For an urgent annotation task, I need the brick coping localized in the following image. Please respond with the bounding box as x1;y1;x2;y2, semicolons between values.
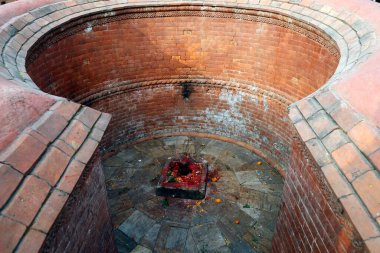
0;0;378;252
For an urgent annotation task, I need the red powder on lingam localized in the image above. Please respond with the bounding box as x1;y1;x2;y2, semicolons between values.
160;156;205;190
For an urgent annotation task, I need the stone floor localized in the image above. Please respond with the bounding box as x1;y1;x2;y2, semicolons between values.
102;136;284;253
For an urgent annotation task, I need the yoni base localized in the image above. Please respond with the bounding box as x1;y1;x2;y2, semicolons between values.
156;159;208;200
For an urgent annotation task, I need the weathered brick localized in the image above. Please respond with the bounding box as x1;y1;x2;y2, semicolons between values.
16;229;46;253
3;175;50;226
60;120;89;150
369;149;380;172
90;127;105;142
28;129;50;145
32;111;68;142
53;139;75;157
294;120;316;142
0;215;26;253
322;129;350;152
321;164;353;198
348;121;380;155
315;90;339;111
51;101;81;121
75;138;99;164
95;113;112;131
305;139;331;167
32;189;69;233
340;195;380;240
76;106;101;128
33;147;71;186
365;237;380;253
308;110;338;138
330;103;361;132
288;106;303;123
0;164;23;208
56;160;86;193
0;134;47;174
332;143;372;182
352;171;380;218
297;98;322;119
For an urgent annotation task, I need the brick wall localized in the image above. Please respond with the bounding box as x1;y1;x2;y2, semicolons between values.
272;137;364;253
27;12;338;103
92;82;293;171
26;8;339;172
40;154;116;253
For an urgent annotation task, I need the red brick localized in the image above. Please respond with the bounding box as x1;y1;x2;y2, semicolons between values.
288;106;303;123
322;129;349;152
332;143;372;182
53;139;75;157
330;103;361;132
95;113;112;131
16;229;46;253
33;147;71;186
369;149;380;172
90;127;105;142
321;164;353;198
305;139;331;167
340;194;380;240
32;189;69;233
32;111;68;142
348;121;380;155
315;90;339;111
76;106;101;128
308;110;338;138
0;215;26;253
297;98;322;119
56;160;86;193
75;138;99;164
0;134;47;174
3;175;50;226
0;164;23;208
294;120;315;141
51;101;80;121
28;129;49;145
59;120;89;150
352;171;380;218
365;237;380;253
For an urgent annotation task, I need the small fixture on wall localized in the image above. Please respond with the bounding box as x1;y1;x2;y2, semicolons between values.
181;83;192;100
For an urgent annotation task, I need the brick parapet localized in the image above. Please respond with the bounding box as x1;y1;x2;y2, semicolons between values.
0;98;111;252
289;89;380;252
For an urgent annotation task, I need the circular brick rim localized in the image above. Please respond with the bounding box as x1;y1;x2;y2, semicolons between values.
0;0;379;252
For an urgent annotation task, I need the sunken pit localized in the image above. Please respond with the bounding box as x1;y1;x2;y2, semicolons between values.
1;1;379;253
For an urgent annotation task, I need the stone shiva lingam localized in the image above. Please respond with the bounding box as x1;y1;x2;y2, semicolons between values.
156;154;208;200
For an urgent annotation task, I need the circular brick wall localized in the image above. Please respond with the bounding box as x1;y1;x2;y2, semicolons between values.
26;6;339;172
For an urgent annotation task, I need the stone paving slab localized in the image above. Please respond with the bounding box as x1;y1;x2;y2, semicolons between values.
184;231;198;253
114;229;137;253
104;137;283;253
191;223;226;251
119;210;156;243
130;245;152;253
165;227;188;252
140;223;161;249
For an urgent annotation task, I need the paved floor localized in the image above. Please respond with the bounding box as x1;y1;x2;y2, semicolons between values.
102;136;284;253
